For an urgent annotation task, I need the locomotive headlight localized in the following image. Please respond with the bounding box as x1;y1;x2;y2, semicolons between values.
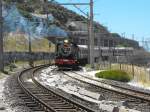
64;39;69;43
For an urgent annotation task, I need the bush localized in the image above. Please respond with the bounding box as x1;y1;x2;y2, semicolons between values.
95;70;131;82
85;64;93;71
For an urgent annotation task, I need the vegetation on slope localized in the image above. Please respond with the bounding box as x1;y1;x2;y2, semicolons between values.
95;70;131;82
4;33;55;52
3;0;108;32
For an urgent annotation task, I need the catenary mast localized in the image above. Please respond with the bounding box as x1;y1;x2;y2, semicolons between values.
88;0;94;67
0;0;4;71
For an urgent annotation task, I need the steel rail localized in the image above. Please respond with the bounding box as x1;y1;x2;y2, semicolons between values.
72;71;150;96
18;65;56;112
18;65;96;112
63;71;150;102
32;66;96;112
73;72;150;96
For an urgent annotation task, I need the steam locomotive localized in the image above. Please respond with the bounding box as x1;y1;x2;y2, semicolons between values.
55;39;79;69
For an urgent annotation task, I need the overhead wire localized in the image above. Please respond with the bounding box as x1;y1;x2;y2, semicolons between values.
67;0;89;17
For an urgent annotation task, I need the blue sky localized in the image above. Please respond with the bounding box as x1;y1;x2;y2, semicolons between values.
55;0;150;42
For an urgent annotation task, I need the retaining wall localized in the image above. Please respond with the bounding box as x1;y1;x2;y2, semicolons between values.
3;52;55;64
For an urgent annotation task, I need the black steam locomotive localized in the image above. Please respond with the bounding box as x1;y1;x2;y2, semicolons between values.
55;39;79;69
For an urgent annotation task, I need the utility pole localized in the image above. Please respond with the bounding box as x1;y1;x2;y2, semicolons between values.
28;27;33;66
43;0;49;23
48;0;95;67
26;18;33;66
0;0;4;71
89;0;94;68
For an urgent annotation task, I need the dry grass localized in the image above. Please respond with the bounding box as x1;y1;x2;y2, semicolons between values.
4;34;55;52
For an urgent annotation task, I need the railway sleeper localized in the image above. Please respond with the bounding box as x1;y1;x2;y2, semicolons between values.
19;95;30;99
45;96;62;100
44;100;69;105
30;90;49;94
55;108;82;112
53;105;75;109
13;87;23;89
45;101;66;105
23;82;36;86
19;96;36;102
29;107;44;111
34;111;45;112
34;110;45;112
49;105;76;109
36;96;60;100
38;96;61;100
43;96;59;99
34;94;52;96
15;91;25;94
26;86;40;90
13;88;23;90
44;99;66;103
54;107;76;110
51;103;73;107
24;83;39;87
26;102;38;107
48;103;73;107
56;110;78;112
44;101;73;106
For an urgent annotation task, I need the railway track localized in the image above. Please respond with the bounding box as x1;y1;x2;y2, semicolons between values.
61;71;150;111
17;65;95;112
63;71;150;102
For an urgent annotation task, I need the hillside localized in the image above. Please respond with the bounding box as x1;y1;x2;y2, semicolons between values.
2;0;140;52
3;0;109;36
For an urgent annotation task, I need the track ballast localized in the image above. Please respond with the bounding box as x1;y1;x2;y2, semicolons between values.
17;65;95;112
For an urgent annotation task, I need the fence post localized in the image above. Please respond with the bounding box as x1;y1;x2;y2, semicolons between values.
144;66;147;83
120;63;121;70
109;62;111;70
149;69;150;83
132;64;134;78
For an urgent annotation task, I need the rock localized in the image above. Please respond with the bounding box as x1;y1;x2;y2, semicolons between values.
119;106;141;112
117;101;129;107
78;88;100;100
99;103;117;112
0;107;6;110
98;95;105;101
113;107;119;112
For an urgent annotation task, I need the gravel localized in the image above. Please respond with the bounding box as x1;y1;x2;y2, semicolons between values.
35;66;143;112
1;74;32;112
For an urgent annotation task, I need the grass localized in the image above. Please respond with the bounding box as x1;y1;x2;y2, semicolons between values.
4;34;55;52
95;70;131;82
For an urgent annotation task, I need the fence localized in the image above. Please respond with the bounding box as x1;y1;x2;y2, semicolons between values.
97;62;150;85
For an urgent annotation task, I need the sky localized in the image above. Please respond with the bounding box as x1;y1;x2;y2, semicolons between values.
55;0;150;42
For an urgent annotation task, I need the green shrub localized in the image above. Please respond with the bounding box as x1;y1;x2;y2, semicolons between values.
85;64;93;71
95;70;131;82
